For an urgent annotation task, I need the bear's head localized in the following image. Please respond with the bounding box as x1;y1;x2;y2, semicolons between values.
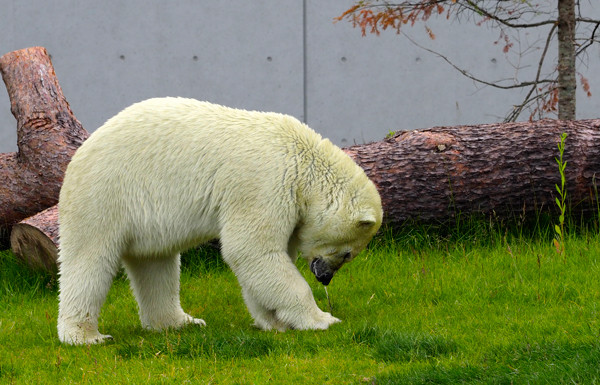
295;172;383;286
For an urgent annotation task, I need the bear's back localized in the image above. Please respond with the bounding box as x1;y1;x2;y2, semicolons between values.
83;97;310;159
66;97;316;182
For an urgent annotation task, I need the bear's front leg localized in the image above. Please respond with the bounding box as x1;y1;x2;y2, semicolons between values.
224;249;341;331
241;287;288;331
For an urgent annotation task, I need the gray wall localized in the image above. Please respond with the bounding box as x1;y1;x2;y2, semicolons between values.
1;1;599;152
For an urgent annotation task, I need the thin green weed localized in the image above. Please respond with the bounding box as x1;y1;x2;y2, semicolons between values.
553;132;568;259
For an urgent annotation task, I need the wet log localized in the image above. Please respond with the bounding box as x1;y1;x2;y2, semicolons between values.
0;47;89;247
344;119;600;226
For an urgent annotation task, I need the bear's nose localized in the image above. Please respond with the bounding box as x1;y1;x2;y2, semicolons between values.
310;258;334;286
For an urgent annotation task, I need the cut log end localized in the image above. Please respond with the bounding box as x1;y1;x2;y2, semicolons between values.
9;205;59;273
10;224;58;272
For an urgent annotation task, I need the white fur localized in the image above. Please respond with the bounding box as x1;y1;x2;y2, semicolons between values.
57;97;382;344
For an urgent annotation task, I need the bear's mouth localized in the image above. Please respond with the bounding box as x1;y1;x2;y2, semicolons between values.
310;257;335;286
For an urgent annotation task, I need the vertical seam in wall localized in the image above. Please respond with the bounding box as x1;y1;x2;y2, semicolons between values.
302;0;308;123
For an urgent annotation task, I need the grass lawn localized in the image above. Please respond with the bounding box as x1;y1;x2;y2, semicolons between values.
1;221;599;384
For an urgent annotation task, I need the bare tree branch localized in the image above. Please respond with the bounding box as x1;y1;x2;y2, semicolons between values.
404;33;553;90
461;0;556;29
576;20;600;57
508;23;558;122
576;17;600;24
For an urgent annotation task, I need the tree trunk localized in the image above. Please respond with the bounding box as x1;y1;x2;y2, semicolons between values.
343;119;600;226
557;0;576;120
0;47;89;247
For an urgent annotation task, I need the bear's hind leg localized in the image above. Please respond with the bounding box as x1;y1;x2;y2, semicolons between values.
123;254;206;330
57;247;120;345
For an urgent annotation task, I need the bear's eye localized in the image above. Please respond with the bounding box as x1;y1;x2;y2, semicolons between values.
342;252;351;261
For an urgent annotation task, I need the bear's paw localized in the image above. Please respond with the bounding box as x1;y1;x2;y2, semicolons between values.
59;330;114;345
309;311;341;330
186;316;207;327
277;308;341;331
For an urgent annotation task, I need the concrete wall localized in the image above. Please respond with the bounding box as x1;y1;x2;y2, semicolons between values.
1;1;599;152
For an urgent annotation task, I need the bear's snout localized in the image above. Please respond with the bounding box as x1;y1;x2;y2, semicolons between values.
310;258;334;286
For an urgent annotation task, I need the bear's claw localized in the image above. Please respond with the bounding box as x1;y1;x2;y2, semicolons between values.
60;332;113;345
188;317;207;327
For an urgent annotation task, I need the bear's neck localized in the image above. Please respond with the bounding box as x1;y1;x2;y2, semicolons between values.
291;138;354;219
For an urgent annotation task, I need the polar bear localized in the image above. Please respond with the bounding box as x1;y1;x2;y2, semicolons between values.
57;97;382;345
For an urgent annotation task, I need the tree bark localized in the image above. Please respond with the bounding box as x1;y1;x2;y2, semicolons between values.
344;119;600;226
0;47;89;247
557;0;576;120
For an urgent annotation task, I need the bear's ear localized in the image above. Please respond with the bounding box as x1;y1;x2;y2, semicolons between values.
357;212;377;228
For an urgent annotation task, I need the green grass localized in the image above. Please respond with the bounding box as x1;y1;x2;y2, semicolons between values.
1;221;600;384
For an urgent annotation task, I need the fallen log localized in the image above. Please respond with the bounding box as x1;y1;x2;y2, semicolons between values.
344;119;600;226
0;47;88;248
10;119;600;271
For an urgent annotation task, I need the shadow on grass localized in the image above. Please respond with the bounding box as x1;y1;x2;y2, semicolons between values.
374;339;600;384
0;249;57;296
0;361;19;383
181;241;228;274
117;328;279;360
349;325;458;363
